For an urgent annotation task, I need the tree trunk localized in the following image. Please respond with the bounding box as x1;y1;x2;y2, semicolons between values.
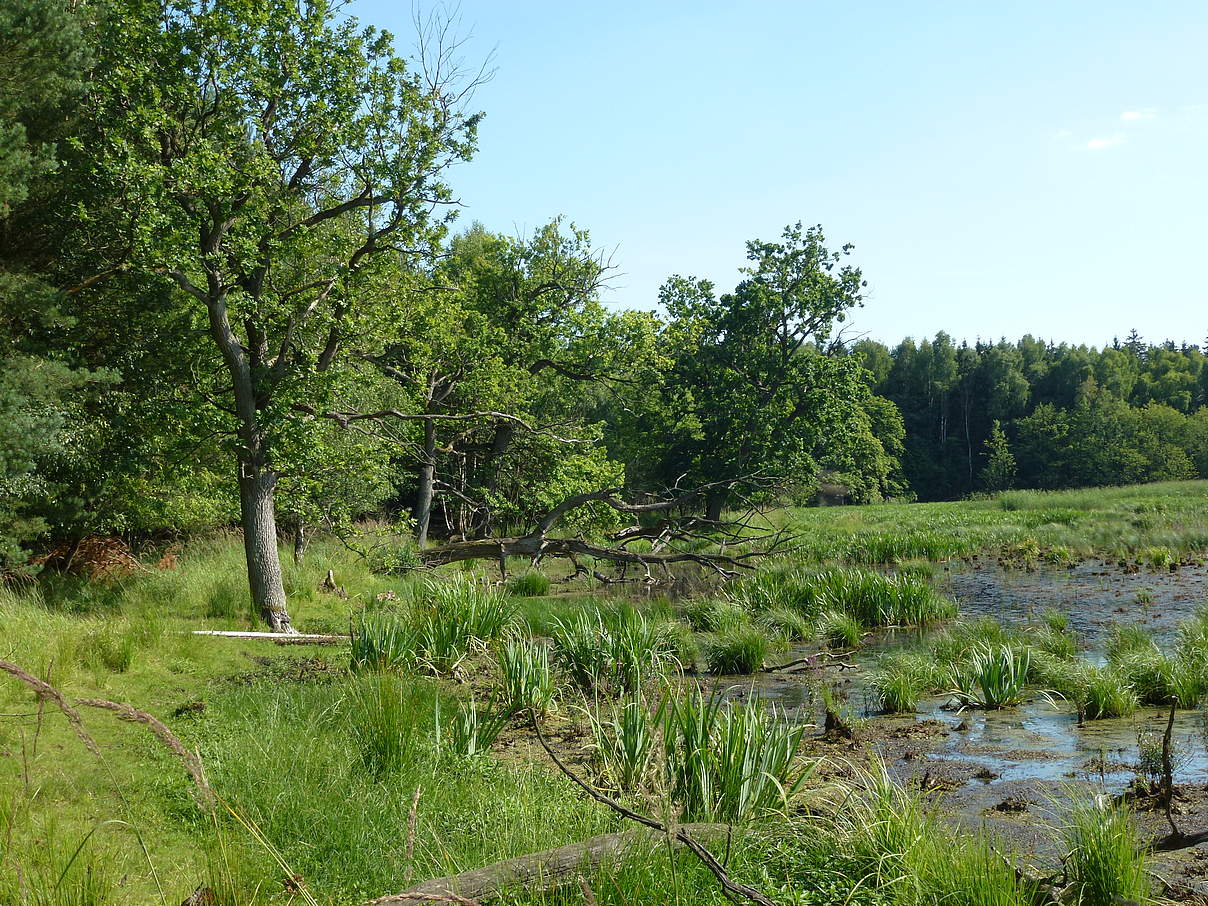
705;488;727;522
238;467;295;634
414;418;436;548
292;520;306;566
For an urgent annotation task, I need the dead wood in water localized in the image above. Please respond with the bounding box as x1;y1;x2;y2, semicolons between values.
369;823;727;905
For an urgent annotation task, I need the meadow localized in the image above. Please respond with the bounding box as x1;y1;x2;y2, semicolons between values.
4;481;1208;905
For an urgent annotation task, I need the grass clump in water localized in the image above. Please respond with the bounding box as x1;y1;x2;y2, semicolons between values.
703;624;770;675
816;609;864;650
946;643;1033;710
551;607;676;694
505;570;550;597
870;651;940;713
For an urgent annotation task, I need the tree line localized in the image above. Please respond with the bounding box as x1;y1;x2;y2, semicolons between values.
2;0;1203;629
853;331;1208;500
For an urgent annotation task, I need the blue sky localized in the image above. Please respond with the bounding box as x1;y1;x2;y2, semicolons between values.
356;0;1207;348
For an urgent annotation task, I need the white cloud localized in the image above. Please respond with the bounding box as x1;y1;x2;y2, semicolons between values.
1120;109;1157;121
1086;135;1126;150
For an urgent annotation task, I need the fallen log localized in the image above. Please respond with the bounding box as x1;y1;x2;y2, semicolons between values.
188;630;348;645
368;823;728;905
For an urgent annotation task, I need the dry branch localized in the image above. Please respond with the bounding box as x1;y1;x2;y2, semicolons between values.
189;630;348;644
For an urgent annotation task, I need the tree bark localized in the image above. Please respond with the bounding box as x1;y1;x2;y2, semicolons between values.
293;520;306;566
238;468;294;633
414;418;437;549
705;488;727;522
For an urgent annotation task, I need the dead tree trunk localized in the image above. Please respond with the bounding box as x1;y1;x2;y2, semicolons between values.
414;418;437;549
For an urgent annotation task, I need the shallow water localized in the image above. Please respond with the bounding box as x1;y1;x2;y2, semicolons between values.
724;561;1208;809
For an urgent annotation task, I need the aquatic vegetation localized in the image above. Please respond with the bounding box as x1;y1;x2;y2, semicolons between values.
413;576;516;673
816;609;864;650
703;624;771;675
1062;798;1150;906
1078;667;1140;720
755;605;814;642
1105;625;1158;661
946;643;1033;709
870;651;940;713
496;636;554;713
661;692;808;823
588;696;656;792
683;596;748;632
505;570;551;597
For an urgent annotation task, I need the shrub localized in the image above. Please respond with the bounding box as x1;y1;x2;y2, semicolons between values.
506;570;550;597
703;625;770;675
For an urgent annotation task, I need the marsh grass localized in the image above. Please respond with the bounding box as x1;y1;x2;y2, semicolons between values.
347;673;424;777
946;643;1033;710
870;651;940;713
505;570;550;597
551;607;675;694
588;696;656;792
816;609;863;650
412;576;515;673
350;610;417;671
1062;797;1150;906
661;692;808;823
496;636;555;713
702;624;770;675
448;692;514;757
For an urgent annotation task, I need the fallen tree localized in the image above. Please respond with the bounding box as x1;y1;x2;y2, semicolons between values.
417;476;790;581
369;823;727;905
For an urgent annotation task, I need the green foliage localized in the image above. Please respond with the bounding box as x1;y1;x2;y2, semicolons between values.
1062;799;1150;906
816;609;864;650
661;692;808;823
589;697;656;792
550;607;674;694
347;674;424;778
412;577;515;673
350;611;417;673
946;643;1032;709
870;651;940;713
506;570;550;597
703;625;770;675
495;636;554;713
447;693;514;758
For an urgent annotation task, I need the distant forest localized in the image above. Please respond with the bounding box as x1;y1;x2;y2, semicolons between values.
851;331;1208;501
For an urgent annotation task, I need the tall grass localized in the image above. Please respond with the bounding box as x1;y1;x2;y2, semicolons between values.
870;651;940;713
447;693;514;757
346;674;423;778
946;643;1033;710
495;637;555;713
412;576;515;673
1062;798;1150;906
661;692;808;823
588;697;656;792
505;570;550;597
550;607;674;694
702;624;770;675
350;611;417;671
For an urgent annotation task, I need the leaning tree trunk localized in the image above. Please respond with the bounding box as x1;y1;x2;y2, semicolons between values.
414;418;437;549
238;466;295;634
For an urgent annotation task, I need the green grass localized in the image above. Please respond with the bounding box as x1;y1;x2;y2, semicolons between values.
496;636;555;713
946;643;1033;710
661;691;808;823
506;570;551;597
870;651;940;713
702;624;771;675
1063;798;1151;906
